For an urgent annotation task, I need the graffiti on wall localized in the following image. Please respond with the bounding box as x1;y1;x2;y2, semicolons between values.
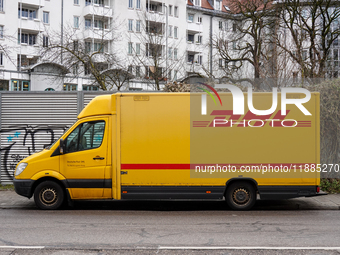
0;125;69;180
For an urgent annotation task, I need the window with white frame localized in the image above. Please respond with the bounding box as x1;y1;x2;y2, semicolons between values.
169;25;172;37
0;52;3;66
215;0;221;10
136;43;140;55
43;12;49;24
169;5;173;15
174;6;178;17
174;48;178;60
194;0;201;6
18;33;37;45
128;0;133;8
136;66;141;77
174;27;178;38
85;19;91;29
18;8;37;20
0;26;3;39
0;0;3;12
174;70;177;81
74;16;79;28
43;36;48;47
85;0;92;6
197;35;202;44
188;14;194;22
128;19;133;31
136;0;141;9
136;20;141;32
128;42;133;54
219;58;223;68
197;16;202;23
197;55;202;65
74;0;79;4
219;21;223;30
168;47;172;59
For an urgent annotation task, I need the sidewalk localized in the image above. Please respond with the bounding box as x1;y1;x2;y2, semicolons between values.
1;190;340;210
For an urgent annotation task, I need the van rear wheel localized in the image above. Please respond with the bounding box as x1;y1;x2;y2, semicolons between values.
34;181;64;210
225;182;256;210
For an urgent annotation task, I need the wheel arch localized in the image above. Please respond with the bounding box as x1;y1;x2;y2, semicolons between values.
224;178;258;196
31;177;66;197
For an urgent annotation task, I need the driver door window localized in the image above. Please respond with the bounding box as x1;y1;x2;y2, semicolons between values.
65;121;105;153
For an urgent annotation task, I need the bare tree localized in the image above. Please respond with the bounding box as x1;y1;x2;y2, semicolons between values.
40;13;132;91
127;8;185;90
276;0;340;83
212;0;277;89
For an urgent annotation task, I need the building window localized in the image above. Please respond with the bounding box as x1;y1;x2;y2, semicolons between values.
168;70;171;80
0;26;3;39
43;36;48;47
197;55;202;65
219;21;223;30
85;42;91;53
94;0;104;6
0;52;3;65
136;43;140;55
12;80;30;91
83;85;98;91
136;20;141;32
94;42;104;52
74;16;79;28
128;19;133;31
43;12;49;24
174;27;178;38
18;33;37;45
74;0;79;4
63;84;77;91
187;34;194;43
168;47;172;59
194;0;201;6
128;42;133;54
136;66;141;77
0;80;9;91
85;19;91;29
85;0;92;6
188;54;194;64
45;88;55;91
219;58;223;68
18;8;37;20
128;65;133;74
168;25;172;37
136;0;141;9
233;41;236;50
174;70;177;81
0;0;3;12
215;0;221;10
94;19;104;29
188;14;194;22
128;0;133;8
174;6;178;17
197;35;202;44
174;48;178;60
197;16;202;23
233;23;237;32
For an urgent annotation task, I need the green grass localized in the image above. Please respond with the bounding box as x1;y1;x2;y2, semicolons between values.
0;184;14;191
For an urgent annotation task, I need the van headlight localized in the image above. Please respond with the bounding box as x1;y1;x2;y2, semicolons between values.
15;163;28;176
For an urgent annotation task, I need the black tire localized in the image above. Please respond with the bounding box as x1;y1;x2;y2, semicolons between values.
225;182;256;210
34;181;64;210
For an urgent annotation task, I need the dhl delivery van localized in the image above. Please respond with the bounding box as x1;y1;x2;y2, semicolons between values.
13;90;322;210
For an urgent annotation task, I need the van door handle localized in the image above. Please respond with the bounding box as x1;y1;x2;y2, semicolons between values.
93;157;105;160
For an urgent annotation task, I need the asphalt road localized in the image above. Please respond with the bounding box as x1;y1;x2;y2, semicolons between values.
0;200;340;254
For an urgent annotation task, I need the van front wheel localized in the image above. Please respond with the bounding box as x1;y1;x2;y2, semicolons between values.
225;182;256;210
34;181;64;210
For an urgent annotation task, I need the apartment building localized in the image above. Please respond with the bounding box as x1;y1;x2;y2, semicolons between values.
0;0;243;91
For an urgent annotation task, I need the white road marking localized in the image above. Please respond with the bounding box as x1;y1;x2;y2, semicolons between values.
159;246;340;250
0;246;45;249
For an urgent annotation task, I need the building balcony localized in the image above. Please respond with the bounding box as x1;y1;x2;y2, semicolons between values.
145;11;165;23
187;22;202;34
83;5;113;19
20;0;44;8
19;18;44;33
83;29;111;41
186;43;202;54
19;44;41;57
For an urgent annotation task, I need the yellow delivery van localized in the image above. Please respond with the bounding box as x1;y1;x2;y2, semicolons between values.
13;91;321;210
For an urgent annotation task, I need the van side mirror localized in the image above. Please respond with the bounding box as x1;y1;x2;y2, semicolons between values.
60;138;65;154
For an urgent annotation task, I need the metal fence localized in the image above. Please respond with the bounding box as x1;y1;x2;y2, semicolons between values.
0;91;112;184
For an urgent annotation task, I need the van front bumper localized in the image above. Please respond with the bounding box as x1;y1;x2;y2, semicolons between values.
13;179;34;198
